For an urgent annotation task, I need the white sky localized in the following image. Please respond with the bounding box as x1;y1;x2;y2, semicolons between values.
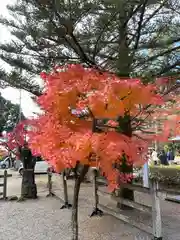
0;0;41;118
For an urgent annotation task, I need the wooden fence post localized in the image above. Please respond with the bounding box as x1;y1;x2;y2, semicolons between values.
46;169;55;197
143;162;149;188
151;180;162;240
60;170;72;209
90;169;103;217
3;170;7;200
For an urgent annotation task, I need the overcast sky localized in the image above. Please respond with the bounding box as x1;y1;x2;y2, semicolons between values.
0;0;41;118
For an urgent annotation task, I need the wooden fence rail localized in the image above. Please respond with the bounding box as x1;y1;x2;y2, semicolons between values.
48;171;180;240
0;170;12;200
95;176;180;240
95;178;159;238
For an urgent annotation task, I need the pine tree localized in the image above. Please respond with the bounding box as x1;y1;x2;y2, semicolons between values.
0;0;179;95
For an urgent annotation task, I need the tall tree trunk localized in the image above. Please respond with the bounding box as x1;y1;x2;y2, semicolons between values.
116;5;133;77
115;5;135;209
72;164;89;240
21;168;37;199
116;116;134;209
19;146;37;200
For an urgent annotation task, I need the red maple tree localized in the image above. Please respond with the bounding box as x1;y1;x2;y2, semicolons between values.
0;121;28;156
26;64;179;240
28;65;179;184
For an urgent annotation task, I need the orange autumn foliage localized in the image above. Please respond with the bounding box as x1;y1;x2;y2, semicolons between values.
27;64;179;189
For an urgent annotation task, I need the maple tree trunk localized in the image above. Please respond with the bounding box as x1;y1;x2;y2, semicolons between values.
72;164;89;240
116;116;134;209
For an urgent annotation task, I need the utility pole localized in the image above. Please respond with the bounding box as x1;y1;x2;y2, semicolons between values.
18;69;26;143
19;68;22;123
19;88;22;123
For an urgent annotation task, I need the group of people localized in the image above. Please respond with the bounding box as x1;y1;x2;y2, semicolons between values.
151;148;175;165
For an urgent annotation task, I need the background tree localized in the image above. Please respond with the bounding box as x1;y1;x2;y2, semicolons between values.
0;121;37;200
0;121;27;154
0;93;25;134
0;0;179;95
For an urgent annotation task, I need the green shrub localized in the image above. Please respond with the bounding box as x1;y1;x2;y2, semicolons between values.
149;165;180;185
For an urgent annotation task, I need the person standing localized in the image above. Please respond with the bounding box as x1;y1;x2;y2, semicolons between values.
167;149;174;165
151;149;159;165
159;150;169;165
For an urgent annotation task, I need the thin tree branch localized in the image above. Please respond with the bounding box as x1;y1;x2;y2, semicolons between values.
129;0;167;45
156;61;180;77
92;11;119;60
131;83;180;125
132;112;152;131
134;45;180;67
48;0;97;67
123;0;146;27
133;133;148;141
133;0;148;51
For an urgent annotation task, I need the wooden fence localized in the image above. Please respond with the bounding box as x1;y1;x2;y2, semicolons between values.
0;170;12;200
47;170;180;240
93;171;180;240
96;180;161;240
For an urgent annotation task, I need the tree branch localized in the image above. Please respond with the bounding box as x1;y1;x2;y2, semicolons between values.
92;11;119;60
133;0;148;51
156;60;180;77
131;82;180;126
134;45;180;68
129;0;171;46
48;0;97;67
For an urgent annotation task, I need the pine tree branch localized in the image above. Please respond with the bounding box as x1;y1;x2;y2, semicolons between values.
0;68;42;96
35;0;97;67
52;7;96;66
133;0;148;51
138;37;180;49
123;0;146;27
92;11;119;60
129;0;168;46
134;45;180;68
156;60;180;77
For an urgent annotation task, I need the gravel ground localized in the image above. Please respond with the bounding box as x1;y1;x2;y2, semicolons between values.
0;170;179;240
0;198;150;240
0;171;151;240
